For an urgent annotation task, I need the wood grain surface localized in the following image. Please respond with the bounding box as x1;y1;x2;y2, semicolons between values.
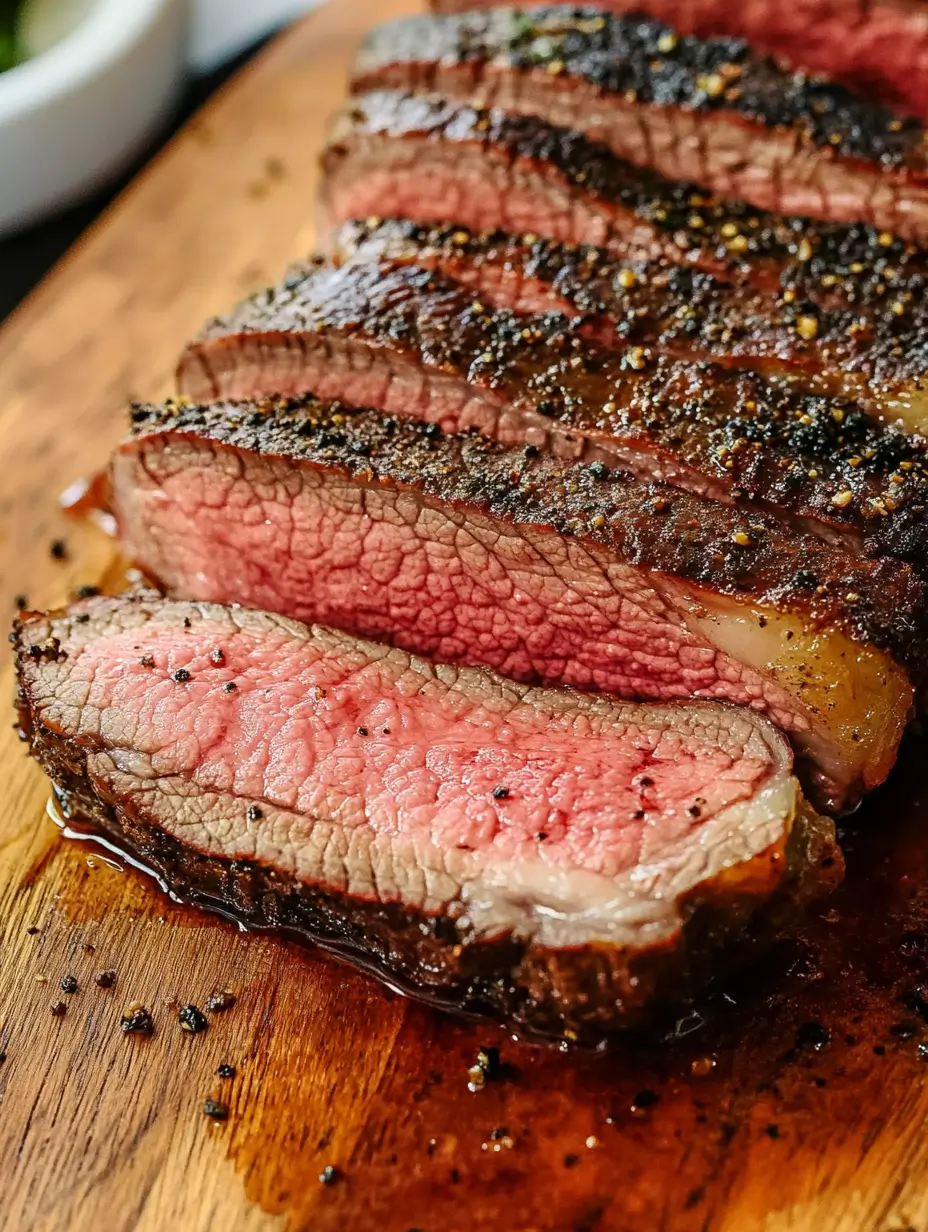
3;3;928;1229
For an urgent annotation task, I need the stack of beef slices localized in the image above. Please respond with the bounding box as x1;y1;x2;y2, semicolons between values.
20;5;928;1043
352;8;928;236
425;0;928;152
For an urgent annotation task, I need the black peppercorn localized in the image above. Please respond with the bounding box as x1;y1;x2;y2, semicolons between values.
120;1004;153;1034
632;1089;660;1110
796;1021;831;1051
179;1004;208;1034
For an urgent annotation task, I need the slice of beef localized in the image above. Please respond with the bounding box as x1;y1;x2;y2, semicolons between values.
177;259;928;564
16;593;841;1039
332;218;928;434
355;8;928;241
323;92;928;300
429;0;928;127
111;397;921;813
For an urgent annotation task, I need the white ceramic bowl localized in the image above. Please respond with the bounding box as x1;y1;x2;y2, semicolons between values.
0;0;188;237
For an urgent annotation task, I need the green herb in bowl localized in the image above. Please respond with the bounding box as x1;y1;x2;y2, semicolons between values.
0;1;96;73
0;1;25;73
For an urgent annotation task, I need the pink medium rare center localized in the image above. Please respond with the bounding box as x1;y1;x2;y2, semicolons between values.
66;623;774;879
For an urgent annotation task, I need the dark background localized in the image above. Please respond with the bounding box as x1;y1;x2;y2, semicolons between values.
0;45;260;324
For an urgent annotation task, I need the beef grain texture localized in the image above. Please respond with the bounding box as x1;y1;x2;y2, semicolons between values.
179;258;928;563
429;0;928;127
112;397;921;814
14;593;841;1040
323;91;928;303
357;8;928;240
331;218;928;434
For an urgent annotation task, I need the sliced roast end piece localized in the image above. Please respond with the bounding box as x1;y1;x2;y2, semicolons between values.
15;595;840;1039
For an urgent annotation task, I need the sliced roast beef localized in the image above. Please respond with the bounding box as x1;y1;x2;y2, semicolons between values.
111;397;921;813
15;593;841;1039
323;92;928;301
332;218;928;433
178;259;928;562
429;0;928;127
355;8;928;242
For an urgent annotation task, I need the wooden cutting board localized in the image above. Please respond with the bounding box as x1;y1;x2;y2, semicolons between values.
3;3;928;1228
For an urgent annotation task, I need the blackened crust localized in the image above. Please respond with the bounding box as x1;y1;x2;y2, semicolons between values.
188;260;928;566
325;92;928;298
332;218;928;422
422;0;928;126
357;8;928;169
14;606;841;1043
126;397;928;682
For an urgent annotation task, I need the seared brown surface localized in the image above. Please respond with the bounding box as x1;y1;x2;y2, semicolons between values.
332;218;928;427
121;395;928;701
5;3;928;1229
181;260;928;564
356;8;928;238
323;92;928;298
360;7;922;166
429;0;928;125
